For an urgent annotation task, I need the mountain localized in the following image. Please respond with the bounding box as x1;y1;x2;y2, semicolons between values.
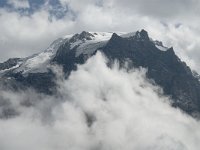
1;29;200;116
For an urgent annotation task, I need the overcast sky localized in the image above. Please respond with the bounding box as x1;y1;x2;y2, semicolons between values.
0;0;200;72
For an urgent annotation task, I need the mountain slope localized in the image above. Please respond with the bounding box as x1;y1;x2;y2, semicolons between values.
0;29;200;116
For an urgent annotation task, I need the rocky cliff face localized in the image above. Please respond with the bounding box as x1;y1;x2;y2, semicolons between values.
101;30;200;114
0;58;21;71
0;30;200;115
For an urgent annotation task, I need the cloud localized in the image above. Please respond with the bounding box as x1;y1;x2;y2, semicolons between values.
7;0;30;9
0;8;75;62
109;0;200;19
1;52;200;150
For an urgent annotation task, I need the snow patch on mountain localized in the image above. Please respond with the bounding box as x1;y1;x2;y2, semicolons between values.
69;32;131;57
155;45;168;51
74;32;114;57
153;40;168;51
120;32;136;38
0;63;21;75
14;38;65;75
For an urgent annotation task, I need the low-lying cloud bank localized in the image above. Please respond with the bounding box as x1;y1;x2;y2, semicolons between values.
0;52;200;150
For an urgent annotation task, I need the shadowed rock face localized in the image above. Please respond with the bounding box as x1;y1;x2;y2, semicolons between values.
1;30;200;116
69;31;95;43
0;58;21;71
52;40;88;73
101;32;200;114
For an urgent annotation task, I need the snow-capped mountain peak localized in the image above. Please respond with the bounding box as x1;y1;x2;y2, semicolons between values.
1;30;169;75
1;29;200;116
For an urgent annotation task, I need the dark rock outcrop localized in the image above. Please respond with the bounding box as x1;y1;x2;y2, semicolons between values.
0;58;21;71
101;31;200;114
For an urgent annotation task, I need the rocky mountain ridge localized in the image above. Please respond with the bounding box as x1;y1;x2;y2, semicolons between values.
1;29;200;116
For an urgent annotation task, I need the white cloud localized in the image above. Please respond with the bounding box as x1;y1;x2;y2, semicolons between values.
0;53;200;150
7;0;30;9
0;8;75;62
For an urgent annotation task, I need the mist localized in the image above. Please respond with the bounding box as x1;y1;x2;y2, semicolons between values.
0;52;200;150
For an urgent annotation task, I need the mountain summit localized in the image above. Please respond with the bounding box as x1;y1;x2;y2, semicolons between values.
0;30;200;116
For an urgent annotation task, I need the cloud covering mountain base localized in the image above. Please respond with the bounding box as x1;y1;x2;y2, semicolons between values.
0;52;200;150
